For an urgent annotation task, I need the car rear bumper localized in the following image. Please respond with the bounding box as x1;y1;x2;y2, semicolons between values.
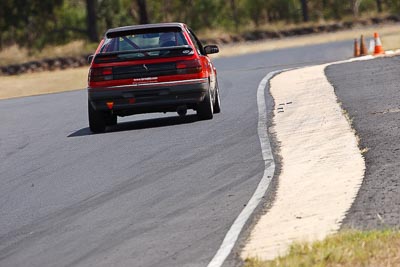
88;78;209;115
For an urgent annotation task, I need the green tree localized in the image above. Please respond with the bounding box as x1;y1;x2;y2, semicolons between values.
0;0;63;49
1;0;400;52
245;0;267;26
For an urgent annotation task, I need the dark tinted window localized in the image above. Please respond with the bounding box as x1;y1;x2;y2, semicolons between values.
100;30;188;53
187;29;205;55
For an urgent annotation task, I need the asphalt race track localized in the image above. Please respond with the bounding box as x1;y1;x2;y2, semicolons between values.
0;41;352;267
326;56;400;230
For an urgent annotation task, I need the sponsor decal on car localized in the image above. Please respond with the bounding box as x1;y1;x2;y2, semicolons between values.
132;77;158;86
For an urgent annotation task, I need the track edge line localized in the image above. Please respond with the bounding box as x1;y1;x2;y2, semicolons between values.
207;69;286;267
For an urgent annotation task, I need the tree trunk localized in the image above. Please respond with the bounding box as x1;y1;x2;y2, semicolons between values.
86;0;98;42
376;0;383;13
230;0;239;31
300;0;309;22
137;0;149;24
322;0;327;9
352;0;362;17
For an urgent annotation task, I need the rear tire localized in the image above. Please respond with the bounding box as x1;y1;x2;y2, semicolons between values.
88;101;106;133
213;82;221;114
197;87;213;120
105;114;117;126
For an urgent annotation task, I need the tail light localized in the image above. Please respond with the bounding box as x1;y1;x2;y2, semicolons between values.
176;59;202;74
89;67;113;82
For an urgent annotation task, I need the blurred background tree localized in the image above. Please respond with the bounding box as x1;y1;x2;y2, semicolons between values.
0;0;398;51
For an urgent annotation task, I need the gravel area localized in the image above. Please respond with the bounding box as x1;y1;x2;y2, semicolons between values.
326;56;400;230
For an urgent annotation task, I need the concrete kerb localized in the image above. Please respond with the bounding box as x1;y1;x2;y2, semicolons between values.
241;53;400;259
208;50;400;267
208;51;400;267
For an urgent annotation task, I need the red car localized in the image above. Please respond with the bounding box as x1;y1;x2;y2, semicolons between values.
87;23;221;133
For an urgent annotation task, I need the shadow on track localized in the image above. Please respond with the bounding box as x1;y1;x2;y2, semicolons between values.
68;114;200;137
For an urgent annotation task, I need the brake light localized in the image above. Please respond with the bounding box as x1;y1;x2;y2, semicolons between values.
102;68;113;75
106;102;114;109
89;67;113;82
176;59;202;74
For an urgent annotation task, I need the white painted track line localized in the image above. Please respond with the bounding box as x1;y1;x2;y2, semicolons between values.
207;70;281;267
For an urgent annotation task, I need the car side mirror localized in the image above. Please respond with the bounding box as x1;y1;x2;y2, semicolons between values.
87;55;94;64
204;45;219;55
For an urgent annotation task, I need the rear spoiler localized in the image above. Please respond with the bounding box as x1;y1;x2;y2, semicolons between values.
93;45;193;63
106;26;182;39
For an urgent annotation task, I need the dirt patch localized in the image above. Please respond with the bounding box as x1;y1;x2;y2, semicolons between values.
0;67;88;100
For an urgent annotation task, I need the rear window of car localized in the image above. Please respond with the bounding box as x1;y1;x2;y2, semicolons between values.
100;29;188;53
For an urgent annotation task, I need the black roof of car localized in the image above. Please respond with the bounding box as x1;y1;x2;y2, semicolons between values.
105;23;186;38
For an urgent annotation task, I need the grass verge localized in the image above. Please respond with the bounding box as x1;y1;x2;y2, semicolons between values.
244;229;400;267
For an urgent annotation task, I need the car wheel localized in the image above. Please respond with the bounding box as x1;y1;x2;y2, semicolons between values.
88;101;106;133
105;114;117;126
213;82;221;114
197;87;214;120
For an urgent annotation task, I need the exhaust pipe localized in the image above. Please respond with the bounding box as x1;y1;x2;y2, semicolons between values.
177;105;187;117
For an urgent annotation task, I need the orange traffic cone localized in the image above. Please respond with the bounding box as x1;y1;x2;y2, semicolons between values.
373;32;385;55
360;35;368;56
354;38;360;57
